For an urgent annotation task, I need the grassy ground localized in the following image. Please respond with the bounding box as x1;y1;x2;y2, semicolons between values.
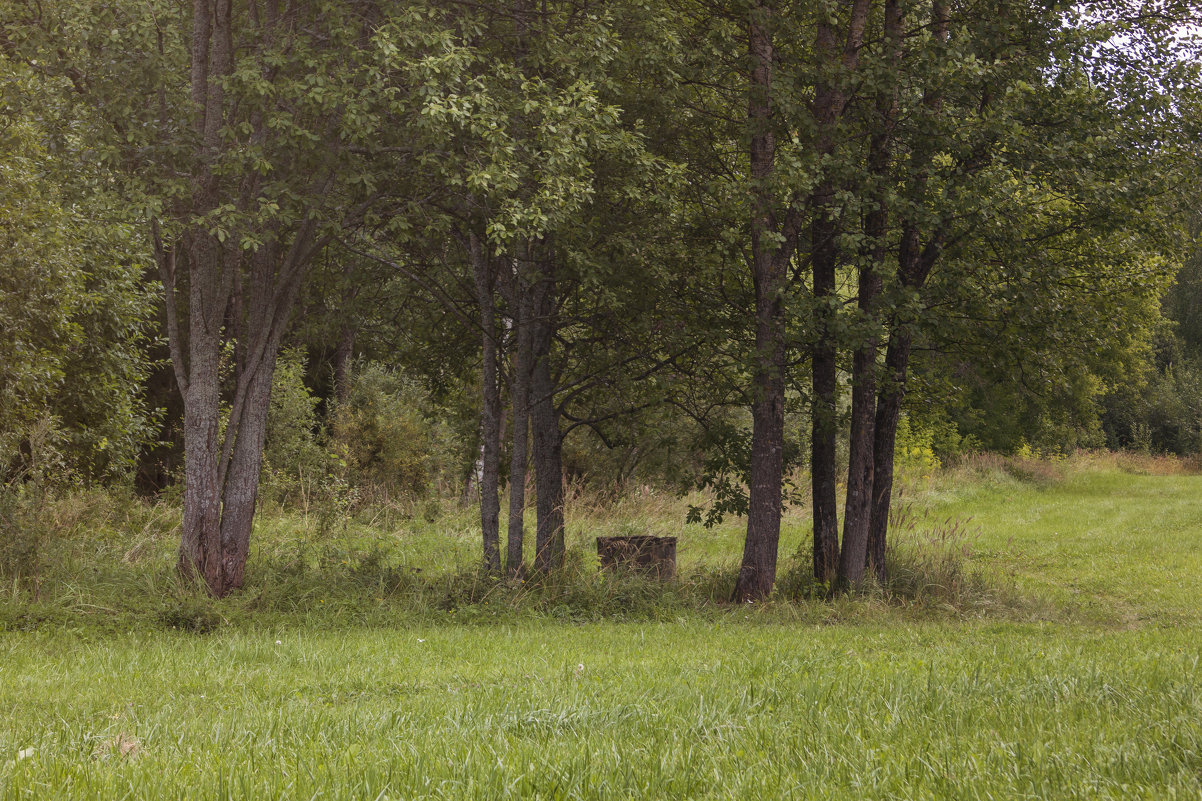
2;455;1201;799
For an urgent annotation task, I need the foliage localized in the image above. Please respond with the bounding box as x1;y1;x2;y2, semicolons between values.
329;362;446;501
261;347;330;500
1101;242;1202;456
0;417;69;591
0;59;157;480
1102;356;1202;455
1;0;1199;601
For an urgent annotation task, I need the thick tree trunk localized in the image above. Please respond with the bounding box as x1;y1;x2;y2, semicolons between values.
178;228;228;590
179;322;223;587
506;279;533;576
531;359;563;573
837;0;901;591
529;273;564;573
867;329;911;583
216;343;278;593
733;4;785;603
836;267;880;590
471;234;502;572
810;213;841;584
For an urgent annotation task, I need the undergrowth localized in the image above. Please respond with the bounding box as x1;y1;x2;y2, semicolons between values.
8;451;1177;633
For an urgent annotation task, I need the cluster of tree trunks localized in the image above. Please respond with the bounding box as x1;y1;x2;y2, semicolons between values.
732;0;955;599
470;235;567;577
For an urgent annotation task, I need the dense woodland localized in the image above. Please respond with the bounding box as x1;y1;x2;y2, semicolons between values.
0;0;1199;600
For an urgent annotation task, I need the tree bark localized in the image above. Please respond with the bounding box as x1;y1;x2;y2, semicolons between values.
470;233;502;572
807;0;874;585
733;2;785;603
216;338;278;592
529;270;564;573
810;213;840;585
867;327;911;583
836;266;880;590
506;262;533;576
837;0;901;591
178;235;225;588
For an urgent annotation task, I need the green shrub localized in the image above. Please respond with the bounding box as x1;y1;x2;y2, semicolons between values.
0;417;72;592
330;362;439;499
262;347;330;496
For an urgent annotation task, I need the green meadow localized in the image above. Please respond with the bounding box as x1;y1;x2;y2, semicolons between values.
2;457;1201;799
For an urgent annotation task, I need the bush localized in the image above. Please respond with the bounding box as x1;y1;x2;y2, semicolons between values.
330;362;441;500
263;347;330;494
0;417;71;593
1101;336;1202;456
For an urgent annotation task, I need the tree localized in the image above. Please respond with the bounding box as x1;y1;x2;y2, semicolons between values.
7;0;450;595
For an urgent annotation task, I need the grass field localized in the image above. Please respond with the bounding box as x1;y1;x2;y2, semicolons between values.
2;455;1201;799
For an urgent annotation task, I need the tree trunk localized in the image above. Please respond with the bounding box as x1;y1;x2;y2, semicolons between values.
866;226;944;582
733;3;785;603
177;227;229;590
810;213;840;585
172;0;332;597
837;0;901;591
836;266;880;590
178;317;223;586
865;0;951;584
529;271;564;573
216;341;278;593
506;272;533;576
867;329;911;583
808;6;857;585
807;0;873;585
470;233;502;572
177;0;232;589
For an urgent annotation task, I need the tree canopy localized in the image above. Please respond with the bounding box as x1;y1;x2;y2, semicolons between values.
1;0;1198;599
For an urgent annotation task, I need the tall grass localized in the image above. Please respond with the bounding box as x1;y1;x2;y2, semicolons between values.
4;453;1200;633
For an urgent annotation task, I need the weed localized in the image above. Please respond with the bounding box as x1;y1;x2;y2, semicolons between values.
883;504;984;605
157;594;224;634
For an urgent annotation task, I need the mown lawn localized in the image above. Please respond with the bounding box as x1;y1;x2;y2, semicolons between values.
2;460;1201;799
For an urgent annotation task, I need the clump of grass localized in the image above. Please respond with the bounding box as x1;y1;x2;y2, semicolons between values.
774;504;1016;614
1099;449;1202;476
156;593;225;634
884;504;987;605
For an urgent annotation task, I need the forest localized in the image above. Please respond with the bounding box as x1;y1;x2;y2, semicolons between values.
1;1;1202;798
